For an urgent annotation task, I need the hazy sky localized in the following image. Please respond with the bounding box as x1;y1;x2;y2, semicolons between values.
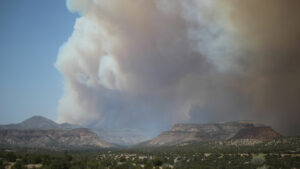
0;0;77;123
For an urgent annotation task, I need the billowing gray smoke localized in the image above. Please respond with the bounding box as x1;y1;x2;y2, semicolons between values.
56;0;300;136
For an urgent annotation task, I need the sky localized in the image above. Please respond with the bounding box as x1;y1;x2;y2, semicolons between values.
0;0;300;137
0;0;77;123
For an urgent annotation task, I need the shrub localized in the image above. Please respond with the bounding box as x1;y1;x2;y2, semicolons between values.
153;157;163;166
145;161;153;169
12;161;25;169
6;152;17;162
257;165;269;169
119;156;126;162
251;154;265;166
48;159;70;169
0;160;5;169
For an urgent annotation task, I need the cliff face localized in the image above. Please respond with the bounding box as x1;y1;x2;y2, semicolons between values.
230;127;281;141
0;128;114;149
140;122;280;147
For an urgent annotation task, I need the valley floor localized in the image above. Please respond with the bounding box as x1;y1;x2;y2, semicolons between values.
0;150;299;169
0;137;299;169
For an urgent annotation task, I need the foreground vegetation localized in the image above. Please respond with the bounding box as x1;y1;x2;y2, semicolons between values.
0;137;299;169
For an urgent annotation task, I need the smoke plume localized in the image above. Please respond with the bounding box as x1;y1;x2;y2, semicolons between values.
56;0;300;136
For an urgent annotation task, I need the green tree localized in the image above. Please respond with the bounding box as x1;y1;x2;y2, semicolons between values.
41;154;51;166
119;156;126;162
153;157;163;166
251;154;265;166
12;161;26;169
87;160;102;169
48;159;70;169
145;160;153;169
6;152;17;162
32;155;42;164
64;154;73;162
0;159;5;169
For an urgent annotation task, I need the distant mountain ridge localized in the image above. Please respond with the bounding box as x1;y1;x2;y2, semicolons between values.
0;116;115;149
93;128;151;146
0;116;150;147
0;116;80;130
138;121;281;147
0;128;114;149
0;117;283;149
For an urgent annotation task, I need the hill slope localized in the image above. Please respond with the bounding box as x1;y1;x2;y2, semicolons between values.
0;128;114;149
0;116;116;149
94;128;150;146
139;121;280;147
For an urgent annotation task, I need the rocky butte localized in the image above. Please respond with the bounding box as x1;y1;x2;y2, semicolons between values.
138;121;281;147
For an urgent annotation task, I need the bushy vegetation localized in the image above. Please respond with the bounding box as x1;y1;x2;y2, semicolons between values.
251;154;265;166
0;159;5;169
0;137;298;169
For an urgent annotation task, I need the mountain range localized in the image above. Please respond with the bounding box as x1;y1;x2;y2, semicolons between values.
0;128;113;149
0;116;150;146
0;116;80;130
0;116;282;149
0;116;116;149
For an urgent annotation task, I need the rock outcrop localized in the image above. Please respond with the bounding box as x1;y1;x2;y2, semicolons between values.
139;121;281;147
230;126;281;141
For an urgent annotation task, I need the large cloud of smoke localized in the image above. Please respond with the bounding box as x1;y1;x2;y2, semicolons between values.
56;0;300;136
